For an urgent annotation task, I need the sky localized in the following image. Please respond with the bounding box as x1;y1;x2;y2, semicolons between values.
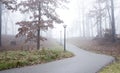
52;0;95;38
52;0;120;38
1;0;120;39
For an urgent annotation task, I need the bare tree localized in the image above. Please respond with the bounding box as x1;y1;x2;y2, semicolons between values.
105;0;112;28
110;0;116;42
0;2;2;46
88;0;111;38
82;0;85;37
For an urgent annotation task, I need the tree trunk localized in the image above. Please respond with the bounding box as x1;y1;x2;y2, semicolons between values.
37;29;40;50
111;0;116;42
98;2;102;37
0;2;2;47
37;2;41;50
82;1;85;37
106;0;112;29
99;16;102;37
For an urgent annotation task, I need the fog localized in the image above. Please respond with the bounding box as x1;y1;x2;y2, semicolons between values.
1;0;120;39
1;0;120;72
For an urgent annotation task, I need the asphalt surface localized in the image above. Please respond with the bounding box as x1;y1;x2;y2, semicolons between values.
0;44;115;73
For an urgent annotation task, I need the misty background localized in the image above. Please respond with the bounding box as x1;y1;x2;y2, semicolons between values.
1;0;120;39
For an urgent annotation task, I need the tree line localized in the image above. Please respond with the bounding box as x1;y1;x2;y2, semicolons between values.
0;0;118;49
79;0;116;42
0;0;68;49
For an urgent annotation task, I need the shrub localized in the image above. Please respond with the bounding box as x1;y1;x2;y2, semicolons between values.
0;49;74;70
103;29;113;41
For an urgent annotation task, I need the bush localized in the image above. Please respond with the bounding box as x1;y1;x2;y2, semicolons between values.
103;29;113;41
0;49;74;70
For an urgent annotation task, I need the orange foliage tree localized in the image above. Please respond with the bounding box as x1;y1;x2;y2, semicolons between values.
16;0;68;50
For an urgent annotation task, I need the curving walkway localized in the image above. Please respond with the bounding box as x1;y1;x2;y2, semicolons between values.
0;44;115;73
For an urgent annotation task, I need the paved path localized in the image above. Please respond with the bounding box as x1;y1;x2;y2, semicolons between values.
0;44;115;73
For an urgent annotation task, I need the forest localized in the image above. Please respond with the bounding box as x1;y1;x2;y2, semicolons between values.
0;0;120;73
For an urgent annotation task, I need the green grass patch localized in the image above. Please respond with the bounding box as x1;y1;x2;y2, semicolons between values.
0;49;74;70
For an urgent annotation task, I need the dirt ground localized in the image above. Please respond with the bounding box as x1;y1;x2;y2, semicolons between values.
68;37;120;57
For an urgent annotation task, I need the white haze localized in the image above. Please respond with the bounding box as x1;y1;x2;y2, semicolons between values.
1;0;120;39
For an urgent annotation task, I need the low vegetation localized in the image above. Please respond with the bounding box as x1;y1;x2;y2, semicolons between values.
68;37;120;73
0;49;74;70
100;61;120;73
99;56;120;73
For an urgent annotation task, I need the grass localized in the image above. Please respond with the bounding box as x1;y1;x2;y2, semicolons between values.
0;49;74;71
99;55;120;73
68;37;120;73
0;35;74;70
100;61;120;73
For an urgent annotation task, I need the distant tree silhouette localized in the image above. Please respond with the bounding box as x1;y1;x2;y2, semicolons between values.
82;0;85;37
110;0;116;42
87;0;116;42
0;0;17;47
88;0;115;38
0;2;2;46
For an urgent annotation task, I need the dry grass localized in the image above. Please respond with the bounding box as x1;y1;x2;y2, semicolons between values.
68;37;120;57
0;35;74;71
0;35;62;51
